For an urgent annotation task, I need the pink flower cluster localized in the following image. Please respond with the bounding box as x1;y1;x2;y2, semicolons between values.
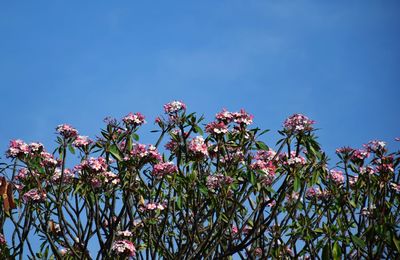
72;135;92;148
124;143;161;162
359;166;375;175
283;114;315;133
51;168;75;183
116;230;133;238
305;187;324;200
254;149;277;162
111;240;136;257
189;136;208;157
89;171;120;189
363;140;386;153
164;100;186;114
141;202;166;211
7;139;30;158
23;188;47;203
206;174;233;191
80;157;108;173
351;149;369;161
40;152;59;167
215;109;254;125
328;169;345;185
205;121;228;135
56;124;78;139
0;233;5;245
279;152;306;166
122;112;146;127
152;162;178;179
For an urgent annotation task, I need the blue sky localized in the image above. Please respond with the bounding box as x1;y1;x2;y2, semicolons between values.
1;1;399;161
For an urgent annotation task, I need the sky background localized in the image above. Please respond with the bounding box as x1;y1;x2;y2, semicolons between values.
1;1;399;163
0;1;399;257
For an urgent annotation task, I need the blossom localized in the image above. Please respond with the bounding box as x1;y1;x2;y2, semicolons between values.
279;152;306;166
23;189;47;203
205;121;228;135
254;149;277;162
103;171;120;185
72;135;92;148
0;233;5;245
56;124;78;138
40;152;58;167
359;166;375;175
251;160;276;176
206;174;233;191
351;149;370;161
363;140;386;153
328;169;345;185
29;142;44;153
116;230;133;238
125;143;161;162
283;114;315;133
189;136;208;157
152;162;178;179
215;109;234;123
164;100;186;114
51;168;75;183
122;112;146;127
111;240;136;257
80;157;108;173
7;139;29;158
232;109;254;125
305;187;322;200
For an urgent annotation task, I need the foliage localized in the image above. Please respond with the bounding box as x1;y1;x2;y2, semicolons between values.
0;101;399;259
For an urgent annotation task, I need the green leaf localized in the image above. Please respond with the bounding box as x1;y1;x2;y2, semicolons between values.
194;125;204;135
68;145;75;154
294;175;301;192
352;235;366;248
332;241;342;260
176;196;182;209
255;141;269;151
322;242;331;260
132;133;139;141
109;144;123;161
392;235;400;252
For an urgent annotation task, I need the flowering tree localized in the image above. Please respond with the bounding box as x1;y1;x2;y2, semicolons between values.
0;101;399;259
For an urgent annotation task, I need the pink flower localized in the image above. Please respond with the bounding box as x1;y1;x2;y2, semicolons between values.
56;124;78;138
231;225;238;235
363;140;386;153
0;233;6;245
81;157;108;173
254;247;263;256
279;152;306;166
283;114;315;133
122;112;146;127
111;240;136;257
29;142;44;153
73;135;92;148
163;100;186;114
351;149;370;161
205;121;228;135
103;171;120;185
306;187;321;200
40;152;58;167
189;136;208;157
7;139;30;158
206;174;233;191
329;169;345;185
254;149;277;162
23;189;47;203
117;230;133;238
152;162;178;179
215;109;234;123
232;109;254;126
51;168;75;183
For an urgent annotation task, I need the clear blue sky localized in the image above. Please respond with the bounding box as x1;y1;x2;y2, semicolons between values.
1;1;399;161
